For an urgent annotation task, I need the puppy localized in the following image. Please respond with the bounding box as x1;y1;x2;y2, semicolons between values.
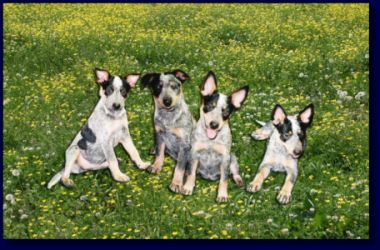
181;71;248;202
141;70;195;192
47;68;149;189
247;104;314;204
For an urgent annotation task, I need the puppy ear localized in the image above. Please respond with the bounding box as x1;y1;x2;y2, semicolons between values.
94;68;110;84
271;104;287;125
201;71;217;96
298;103;314;127
125;74;140;88
230;86;249;109
140;73;160;90
172;69;190;83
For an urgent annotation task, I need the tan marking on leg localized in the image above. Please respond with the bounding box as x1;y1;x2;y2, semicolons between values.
155;124;164;133
109;160;130;182
277;173;295;204
148;143;165;174
121;138;149;169
216;179;228;203
169;167;185;193
181;160;198;195
61;147;80;187
247;166;271;193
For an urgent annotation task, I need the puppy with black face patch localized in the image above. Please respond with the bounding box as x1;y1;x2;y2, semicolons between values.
181;71;248;202
141;70;195;193
47;68;150;189
248;104;314;204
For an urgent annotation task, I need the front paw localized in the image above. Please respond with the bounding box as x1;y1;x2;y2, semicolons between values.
137;161;150;170
277;190;292;204
147;165;162;174
247;180;262;193
233;175;244;187
61;177;75;188
216;195;228;203
181;184;194;195
169;182;182;193
113;173;130;183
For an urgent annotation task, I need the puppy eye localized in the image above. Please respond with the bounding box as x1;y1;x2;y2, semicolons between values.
105;86;114;96
120;88;128;97
171;84;179;90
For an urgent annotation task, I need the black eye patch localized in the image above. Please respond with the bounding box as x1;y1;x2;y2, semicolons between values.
102;76;114;96
121;79;131;98
203;92;219;113
152;82;162;97
222;96;236;120
275;118;293;142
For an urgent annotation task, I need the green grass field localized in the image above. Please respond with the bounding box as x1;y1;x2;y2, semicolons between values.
3;4;369;239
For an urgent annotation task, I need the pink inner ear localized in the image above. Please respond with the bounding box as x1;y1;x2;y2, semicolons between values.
231;89;246;108
96;70;109;83
126;75;140;88
272;107;286;125
175;71;188;81
300;108;312;123
201;75;217;96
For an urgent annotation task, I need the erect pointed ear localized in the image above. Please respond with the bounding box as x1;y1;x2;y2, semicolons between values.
171;69;190;83
230;86;249;109
94;68;110;85
200;71;217;96
298;103;314;127
125;74;140;88
140;73;160;90
271;104;287;125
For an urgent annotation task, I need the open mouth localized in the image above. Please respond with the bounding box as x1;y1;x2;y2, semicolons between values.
206;127;218;140
291;154;301;159
162;106;175;112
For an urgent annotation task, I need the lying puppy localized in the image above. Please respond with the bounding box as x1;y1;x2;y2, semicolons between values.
48;68;149;189
181;71;248;202
141;70;195;192
247;104;314;204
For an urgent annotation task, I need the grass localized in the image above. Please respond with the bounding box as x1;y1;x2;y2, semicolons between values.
3;3;369;239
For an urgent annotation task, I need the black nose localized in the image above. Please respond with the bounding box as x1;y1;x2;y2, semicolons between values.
210;121;219;130
163;97;172;107
293;149;302;156
113;103;121;110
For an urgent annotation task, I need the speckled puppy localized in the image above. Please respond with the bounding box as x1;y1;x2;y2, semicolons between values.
47;68;150;189
247;104;314;204
181;71;248;202
141;70;195;193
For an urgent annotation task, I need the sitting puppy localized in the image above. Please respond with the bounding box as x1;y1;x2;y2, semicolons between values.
181;71;248;202
247;104;314;204
141;70;195;192
47;68;150;189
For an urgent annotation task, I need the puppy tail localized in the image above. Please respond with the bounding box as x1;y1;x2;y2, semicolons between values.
255;120;267;127
47;170;63;189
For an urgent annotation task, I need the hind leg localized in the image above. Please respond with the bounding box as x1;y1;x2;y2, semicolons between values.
61;145;80;187
230;154;244;187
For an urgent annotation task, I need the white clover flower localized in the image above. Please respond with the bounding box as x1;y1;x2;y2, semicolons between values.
281;228;289;236
337;90;348;99
355;91;365;100
267;218;273;225
12;169;20;177
5;194;14;201
20;214;28;220
298;72;305;78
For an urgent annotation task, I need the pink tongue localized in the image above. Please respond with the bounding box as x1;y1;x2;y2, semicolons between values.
206;128;217;139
